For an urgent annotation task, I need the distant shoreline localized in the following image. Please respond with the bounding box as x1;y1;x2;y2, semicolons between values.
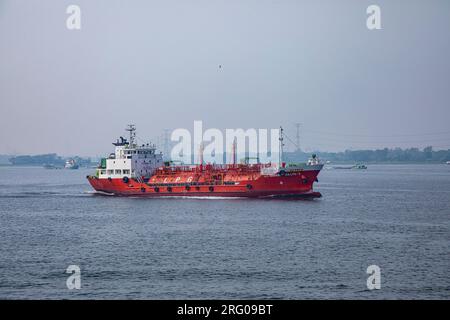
2;148;449;166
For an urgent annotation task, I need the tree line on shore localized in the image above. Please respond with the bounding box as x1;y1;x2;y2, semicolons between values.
7;153;94;167
284;146;450;163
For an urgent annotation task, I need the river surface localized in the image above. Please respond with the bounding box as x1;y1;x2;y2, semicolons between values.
0;165;449;299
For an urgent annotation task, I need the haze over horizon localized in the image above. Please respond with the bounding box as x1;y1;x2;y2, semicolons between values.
1;0;450;157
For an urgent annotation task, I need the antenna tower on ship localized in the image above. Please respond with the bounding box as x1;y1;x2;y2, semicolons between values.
279;126;284;167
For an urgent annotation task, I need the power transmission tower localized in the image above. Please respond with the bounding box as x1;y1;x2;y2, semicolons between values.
163;129;170;160
294;123;301;152
155;135;161;151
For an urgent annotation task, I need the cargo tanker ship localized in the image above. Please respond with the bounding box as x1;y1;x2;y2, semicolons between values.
87;125;323;198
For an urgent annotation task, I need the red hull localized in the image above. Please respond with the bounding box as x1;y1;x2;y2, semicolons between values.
87;169;322;198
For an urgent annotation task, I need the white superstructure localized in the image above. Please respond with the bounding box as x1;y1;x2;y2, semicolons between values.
96;125;163;180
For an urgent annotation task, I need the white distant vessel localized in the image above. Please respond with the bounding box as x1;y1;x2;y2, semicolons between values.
65;159;79;169
446;161;450;165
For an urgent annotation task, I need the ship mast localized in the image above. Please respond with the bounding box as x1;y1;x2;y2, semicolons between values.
198;141;204;166
125;124;136;147
279;126;284;167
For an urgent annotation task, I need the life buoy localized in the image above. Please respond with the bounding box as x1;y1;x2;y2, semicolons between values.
122;176;129;183
167;186;172;192
246;184;253;190
154;187;159;192
209;186;214;192
185;185;191;191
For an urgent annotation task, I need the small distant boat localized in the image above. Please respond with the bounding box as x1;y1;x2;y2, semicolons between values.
333;165;353;170
446;161;450;165
333;163;367;170
65;159;79;169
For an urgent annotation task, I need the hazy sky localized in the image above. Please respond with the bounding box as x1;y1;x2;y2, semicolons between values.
1;0;449;156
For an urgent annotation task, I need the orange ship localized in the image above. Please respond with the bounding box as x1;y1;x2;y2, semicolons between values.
87;125;323;198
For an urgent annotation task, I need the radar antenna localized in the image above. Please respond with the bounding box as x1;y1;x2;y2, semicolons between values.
125;124;136;147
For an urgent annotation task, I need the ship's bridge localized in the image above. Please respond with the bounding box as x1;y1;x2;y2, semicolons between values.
96;126;164;179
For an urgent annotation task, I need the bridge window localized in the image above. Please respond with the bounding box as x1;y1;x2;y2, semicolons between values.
123;169;130;174
107;170;114;175
115;169;122;174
